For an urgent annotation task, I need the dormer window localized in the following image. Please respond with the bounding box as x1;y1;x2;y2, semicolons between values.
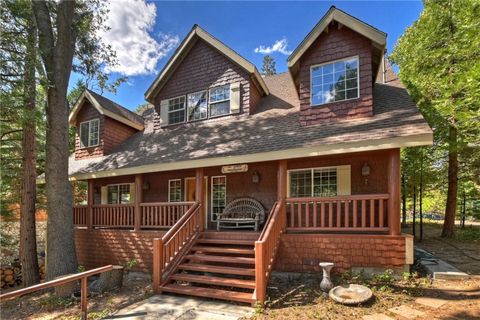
311;57;359;106
209;85;230;117
167;96;186;125
79;118;99;148
187;91;208;121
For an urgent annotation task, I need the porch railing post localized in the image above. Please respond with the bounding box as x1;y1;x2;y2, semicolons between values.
195;168;205;231
87;180;94;229
254;241;265;304
152;238;163;293
388;148;401;235
134;174;143;231
277;160;288;229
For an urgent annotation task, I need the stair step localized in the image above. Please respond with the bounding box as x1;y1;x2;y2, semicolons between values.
192;246;254;255
178;263;255;276
196;239;255;246
161;284;254;304
185;254;255;264
171;273;255;289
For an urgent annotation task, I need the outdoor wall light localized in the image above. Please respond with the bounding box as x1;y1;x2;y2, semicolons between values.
142;180;150;191
252;170;260;184
362;162;370;185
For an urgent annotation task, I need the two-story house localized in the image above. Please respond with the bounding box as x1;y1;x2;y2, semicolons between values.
67;7;432;304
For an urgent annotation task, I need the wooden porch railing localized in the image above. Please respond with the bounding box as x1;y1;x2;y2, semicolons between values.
73;205;88;226
0;265;113;320
92;204;135;228
255;201;285;303
152;201;202;293
286;194;390;232
141;202;194;228
73;202;195;230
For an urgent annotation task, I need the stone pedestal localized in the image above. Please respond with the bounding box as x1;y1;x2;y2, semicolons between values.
319;262;334;293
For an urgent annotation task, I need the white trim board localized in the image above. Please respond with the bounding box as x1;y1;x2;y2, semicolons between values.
67;132;433;181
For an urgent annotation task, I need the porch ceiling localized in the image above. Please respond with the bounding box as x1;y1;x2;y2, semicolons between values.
65;73;432;181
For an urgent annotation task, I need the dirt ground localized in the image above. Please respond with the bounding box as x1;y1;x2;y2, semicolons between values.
0;272;152;320
252;272;480;320
402;221;480;275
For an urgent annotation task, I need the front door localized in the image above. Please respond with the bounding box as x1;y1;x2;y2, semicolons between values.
185;177;209;229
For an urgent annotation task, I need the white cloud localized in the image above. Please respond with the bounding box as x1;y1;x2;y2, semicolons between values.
99;0;179;76
254;38;292;55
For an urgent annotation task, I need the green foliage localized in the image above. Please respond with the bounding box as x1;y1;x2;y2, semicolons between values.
37;295;75;310
392;0;480;228
454;226;480;241
124;258;138;271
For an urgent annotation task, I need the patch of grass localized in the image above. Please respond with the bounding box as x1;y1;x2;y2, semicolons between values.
454;226;480;241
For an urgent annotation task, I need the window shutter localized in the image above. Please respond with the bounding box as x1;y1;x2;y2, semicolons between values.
129;183;136;204
100;186;108;204
160;99;169;127
229;82;241;114
337;165;351;196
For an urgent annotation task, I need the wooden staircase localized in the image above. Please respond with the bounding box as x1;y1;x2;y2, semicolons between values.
160;232;259;304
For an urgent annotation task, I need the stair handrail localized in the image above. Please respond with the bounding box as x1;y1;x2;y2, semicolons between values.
255;200;285;303
152;201;202;292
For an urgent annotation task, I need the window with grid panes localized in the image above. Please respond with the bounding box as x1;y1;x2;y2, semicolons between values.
311;57;359;106
209;85;230;117
168;179;182;202
167;96;185;124
289;168;338;197
211;176;226;221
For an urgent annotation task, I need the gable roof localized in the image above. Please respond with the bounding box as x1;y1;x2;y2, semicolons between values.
287;6;387;69
69;89;144;130
67;73;432;180
144;25;269;103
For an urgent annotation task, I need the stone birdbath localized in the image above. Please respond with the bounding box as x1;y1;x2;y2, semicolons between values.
319;262;334;293
329;284;373;305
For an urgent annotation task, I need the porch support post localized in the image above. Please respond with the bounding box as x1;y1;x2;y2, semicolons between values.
388;148;401;236
195;168;205;231
277;160;287;228
134;174;143;231
87;180;94;229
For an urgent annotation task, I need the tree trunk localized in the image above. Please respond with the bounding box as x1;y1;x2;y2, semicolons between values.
442;125;458;237
20;10;40;287
32;0;78;280
419;151;423;242
412;184;416;238
401;173;407;227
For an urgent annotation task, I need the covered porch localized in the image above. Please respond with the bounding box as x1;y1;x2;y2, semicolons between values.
73;148;401;235
72;148;405;304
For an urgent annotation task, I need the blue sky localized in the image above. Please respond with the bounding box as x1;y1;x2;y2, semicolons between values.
71;1;423;111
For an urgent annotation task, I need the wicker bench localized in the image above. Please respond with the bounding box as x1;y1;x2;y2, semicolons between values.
216;198;265;231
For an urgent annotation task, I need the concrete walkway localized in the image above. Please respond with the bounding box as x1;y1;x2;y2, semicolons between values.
105;294;254;320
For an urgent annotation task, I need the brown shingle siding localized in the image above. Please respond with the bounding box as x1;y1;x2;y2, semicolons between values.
298;22;374;125
154;40;253;121
74;101;140;160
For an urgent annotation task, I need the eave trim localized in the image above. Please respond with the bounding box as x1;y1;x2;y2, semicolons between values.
67;132;433;181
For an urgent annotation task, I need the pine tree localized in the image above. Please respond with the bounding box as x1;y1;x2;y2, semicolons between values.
261;55;276;76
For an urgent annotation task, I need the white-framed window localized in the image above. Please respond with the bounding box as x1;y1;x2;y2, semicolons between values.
168;179;182;202
79;118;99;148
167;96;186;125
211;176;226;221
107;184;131;204
310;56;359;106
209;85;230;117
288;167;338;198
187;90;208;121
